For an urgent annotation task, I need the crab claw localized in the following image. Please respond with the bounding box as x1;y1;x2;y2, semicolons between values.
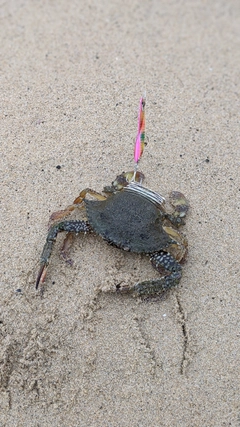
103;171;145;193
169;191;189;218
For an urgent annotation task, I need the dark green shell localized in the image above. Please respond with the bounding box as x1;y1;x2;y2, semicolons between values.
85;191;172;253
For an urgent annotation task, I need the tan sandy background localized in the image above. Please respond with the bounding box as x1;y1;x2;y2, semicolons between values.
1;0;239;426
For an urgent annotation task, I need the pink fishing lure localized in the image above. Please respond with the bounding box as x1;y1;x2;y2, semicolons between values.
134;97;146;164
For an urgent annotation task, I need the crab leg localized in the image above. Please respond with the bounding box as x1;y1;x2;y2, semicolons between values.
115;251;182;297
36;220;91;289
73;188;107;204
47;189;107;264
49;188;107;225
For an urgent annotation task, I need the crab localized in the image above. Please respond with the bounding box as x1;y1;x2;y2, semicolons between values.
36;170;189;297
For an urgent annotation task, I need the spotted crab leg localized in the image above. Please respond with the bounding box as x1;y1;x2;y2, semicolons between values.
36;220;91;289
115;251;182;297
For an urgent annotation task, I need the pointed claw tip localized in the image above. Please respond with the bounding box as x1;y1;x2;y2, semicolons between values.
36;265;47;289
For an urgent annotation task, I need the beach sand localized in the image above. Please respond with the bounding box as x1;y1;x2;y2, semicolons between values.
1;1;239;425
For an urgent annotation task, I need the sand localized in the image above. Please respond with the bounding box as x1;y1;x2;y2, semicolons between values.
1;0;239;426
